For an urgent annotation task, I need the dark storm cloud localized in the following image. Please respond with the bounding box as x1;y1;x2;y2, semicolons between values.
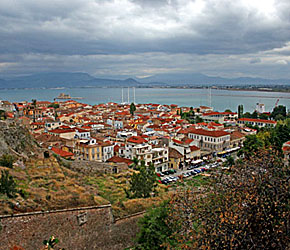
0;0;290;78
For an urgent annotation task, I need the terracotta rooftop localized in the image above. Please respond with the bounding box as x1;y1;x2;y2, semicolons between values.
127;136;148;144
107;156;133;166
238;118;277;124
188;128;230;137
51;147;74;158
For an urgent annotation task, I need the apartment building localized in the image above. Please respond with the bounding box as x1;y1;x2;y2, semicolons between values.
188;128;230;152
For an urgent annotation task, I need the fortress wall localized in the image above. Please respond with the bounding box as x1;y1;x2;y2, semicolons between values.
0;205;143;250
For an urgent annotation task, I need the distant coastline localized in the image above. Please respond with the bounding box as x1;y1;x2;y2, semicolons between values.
1;85;290;94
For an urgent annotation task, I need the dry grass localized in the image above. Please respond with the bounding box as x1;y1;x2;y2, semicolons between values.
0;156;170;218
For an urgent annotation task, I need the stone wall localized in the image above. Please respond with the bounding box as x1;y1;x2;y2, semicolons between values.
0;205;143;250
64;159;129;175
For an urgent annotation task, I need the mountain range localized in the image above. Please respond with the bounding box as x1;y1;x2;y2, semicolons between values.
1;72;290;89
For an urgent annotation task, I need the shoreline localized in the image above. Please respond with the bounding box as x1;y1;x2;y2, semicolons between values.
0;85;290;94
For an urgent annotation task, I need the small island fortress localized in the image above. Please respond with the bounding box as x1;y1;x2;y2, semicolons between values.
54;93;83;100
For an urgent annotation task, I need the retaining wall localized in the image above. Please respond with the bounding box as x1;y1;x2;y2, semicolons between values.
0;205;143;250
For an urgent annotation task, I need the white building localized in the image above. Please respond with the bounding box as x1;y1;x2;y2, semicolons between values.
256;103;265;113
237;118;277;128
188;128;230;152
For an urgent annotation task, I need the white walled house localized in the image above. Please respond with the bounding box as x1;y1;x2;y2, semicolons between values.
100;142;114;162
188;128;230;152
237;118;276;128
151;147;169;172
75;128;90;139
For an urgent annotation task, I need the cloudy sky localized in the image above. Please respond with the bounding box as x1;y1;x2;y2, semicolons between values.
1;0;290;79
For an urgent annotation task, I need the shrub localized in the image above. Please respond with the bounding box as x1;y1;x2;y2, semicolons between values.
0;154;15;168
0;170;17;198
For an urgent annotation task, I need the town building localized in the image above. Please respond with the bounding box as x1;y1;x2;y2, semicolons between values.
237;118;277;128
188;128;230;153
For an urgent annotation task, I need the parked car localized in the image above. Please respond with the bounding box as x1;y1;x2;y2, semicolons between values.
190;170;197;176
168;169;177;174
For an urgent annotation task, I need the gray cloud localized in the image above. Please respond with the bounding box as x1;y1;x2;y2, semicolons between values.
0;0;290;79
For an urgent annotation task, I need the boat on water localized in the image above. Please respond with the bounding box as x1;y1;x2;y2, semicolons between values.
54;93;83;100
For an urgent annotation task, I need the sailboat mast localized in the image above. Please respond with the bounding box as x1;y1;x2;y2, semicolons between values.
122;88;124;103
128;87;130;104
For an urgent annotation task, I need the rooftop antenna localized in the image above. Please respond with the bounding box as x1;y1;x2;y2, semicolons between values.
128;87;130;104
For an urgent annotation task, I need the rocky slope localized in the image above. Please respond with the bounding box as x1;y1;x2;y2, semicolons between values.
0;120;39;158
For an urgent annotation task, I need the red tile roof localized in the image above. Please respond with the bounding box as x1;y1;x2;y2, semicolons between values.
51;147;74;158
190;145;200;152
49;128;75;134
107;156;133;166
238;118;277;124
127;136;148;144
188;128;229;137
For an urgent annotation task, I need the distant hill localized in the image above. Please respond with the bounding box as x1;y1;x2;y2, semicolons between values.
137;73;290;86
1;72;290;89
0;72;145;89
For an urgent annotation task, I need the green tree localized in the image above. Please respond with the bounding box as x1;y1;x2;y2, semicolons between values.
0;154;15;168
269;123;290;152
238;134;263;159
130;157;140;169
238;104;244;118
224;156;235;168
48;103;60;109
252;110;258;119
167;150;290;249
259;113;269;120
195;116;204;123
125;161;158;198
271;105;286;120
130;102;136;116
0;170;17;198
0;110;7;120
243;112;252;118
275;114;285;121
135;201;175;250
224;109;232;113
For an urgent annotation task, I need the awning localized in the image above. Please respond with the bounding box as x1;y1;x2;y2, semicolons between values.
192;159;203;164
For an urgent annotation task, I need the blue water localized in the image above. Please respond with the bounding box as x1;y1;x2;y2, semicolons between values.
0;87;289;112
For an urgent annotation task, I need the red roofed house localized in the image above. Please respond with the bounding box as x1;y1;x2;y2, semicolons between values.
106;156;133;166
237;118;277;128
169;137;200;164
169;147;183;170
48;128;76;139
51;147;74;159
188;128;230;152
121;135;153;167
202;112;225;123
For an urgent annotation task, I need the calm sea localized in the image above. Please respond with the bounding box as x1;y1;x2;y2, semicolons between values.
0;87;289;112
